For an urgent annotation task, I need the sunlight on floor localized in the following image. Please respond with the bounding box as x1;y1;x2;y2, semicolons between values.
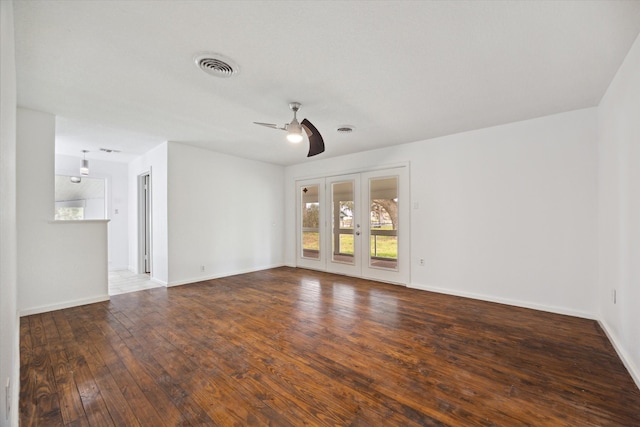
109;270;163;296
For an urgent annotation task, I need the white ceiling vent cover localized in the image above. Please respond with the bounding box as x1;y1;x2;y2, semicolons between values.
194;53;239;78
337;125;355;134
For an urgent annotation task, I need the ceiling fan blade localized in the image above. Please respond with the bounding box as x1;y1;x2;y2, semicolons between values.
301;118;325;157
253;122;287;131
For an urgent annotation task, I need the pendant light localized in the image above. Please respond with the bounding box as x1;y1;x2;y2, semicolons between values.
80;150;89;176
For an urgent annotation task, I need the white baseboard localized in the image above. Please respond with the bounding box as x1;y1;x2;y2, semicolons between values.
167;263;286;287
408;282;597;320
19;294;110;317
150;277;168;286
598;319;640;390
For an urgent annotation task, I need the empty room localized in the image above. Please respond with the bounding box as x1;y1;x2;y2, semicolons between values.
2;1;640;425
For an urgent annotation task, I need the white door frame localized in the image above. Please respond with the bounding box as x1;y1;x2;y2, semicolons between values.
137;171;152;274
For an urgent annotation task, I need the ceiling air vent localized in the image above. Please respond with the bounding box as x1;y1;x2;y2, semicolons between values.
336;125;355;134
194;53;239;78
100;148;121;153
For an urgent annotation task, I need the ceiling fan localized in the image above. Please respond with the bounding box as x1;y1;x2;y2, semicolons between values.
254;102;325;157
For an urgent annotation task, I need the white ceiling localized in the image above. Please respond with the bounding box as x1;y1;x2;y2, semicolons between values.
13;1;640;166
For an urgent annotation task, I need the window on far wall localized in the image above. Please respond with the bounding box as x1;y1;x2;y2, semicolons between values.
55;206;85;220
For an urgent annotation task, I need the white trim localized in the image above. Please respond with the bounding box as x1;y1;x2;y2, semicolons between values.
137;171;152;275
48;219;110;224
293;161;410;182
409;282;597;320
167;264;286;287
598;319;640;390
150;277;168;286
19;295;110;317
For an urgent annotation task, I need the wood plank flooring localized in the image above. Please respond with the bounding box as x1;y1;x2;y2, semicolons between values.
20;267;640;426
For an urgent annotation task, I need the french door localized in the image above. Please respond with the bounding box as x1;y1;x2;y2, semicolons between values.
296;166;409;285
296;179;325;271
325;173;360;276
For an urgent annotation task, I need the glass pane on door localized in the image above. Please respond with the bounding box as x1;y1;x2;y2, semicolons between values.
331;181;355;264
301;185;320;259
369;176;398;270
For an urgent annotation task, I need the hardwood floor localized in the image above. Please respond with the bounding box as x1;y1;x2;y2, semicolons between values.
20;267;640;426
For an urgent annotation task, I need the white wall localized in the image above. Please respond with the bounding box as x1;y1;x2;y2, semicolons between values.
285;108;598;318
166;142;284;285
56;154;129;269
0;2;19;425
84;198;105;219
597;32;640;386
128;142;169;283
17;108;109;315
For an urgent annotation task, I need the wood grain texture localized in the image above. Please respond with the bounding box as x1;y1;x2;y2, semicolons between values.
20;267;640;426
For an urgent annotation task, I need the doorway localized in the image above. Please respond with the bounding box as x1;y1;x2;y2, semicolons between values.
296;166;409;284
138;172;151;274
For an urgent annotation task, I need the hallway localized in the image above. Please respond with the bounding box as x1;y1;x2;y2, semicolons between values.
108;269;162;296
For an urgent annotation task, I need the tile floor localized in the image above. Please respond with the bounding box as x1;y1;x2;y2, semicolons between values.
108;269;164;296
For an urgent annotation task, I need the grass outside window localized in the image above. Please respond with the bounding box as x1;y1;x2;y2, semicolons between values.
306;228;398;259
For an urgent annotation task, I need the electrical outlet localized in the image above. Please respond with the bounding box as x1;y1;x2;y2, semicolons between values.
200;265;205;273
419;258;425;266
612;289;617;304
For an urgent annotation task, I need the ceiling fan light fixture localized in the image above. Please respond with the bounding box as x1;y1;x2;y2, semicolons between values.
287;131;303;143
286;119;303;143
253;102;325;156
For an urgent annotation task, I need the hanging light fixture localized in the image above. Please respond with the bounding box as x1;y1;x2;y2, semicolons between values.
80;150;89;176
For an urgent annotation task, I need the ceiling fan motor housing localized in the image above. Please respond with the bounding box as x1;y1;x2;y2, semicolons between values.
289;102;301;112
